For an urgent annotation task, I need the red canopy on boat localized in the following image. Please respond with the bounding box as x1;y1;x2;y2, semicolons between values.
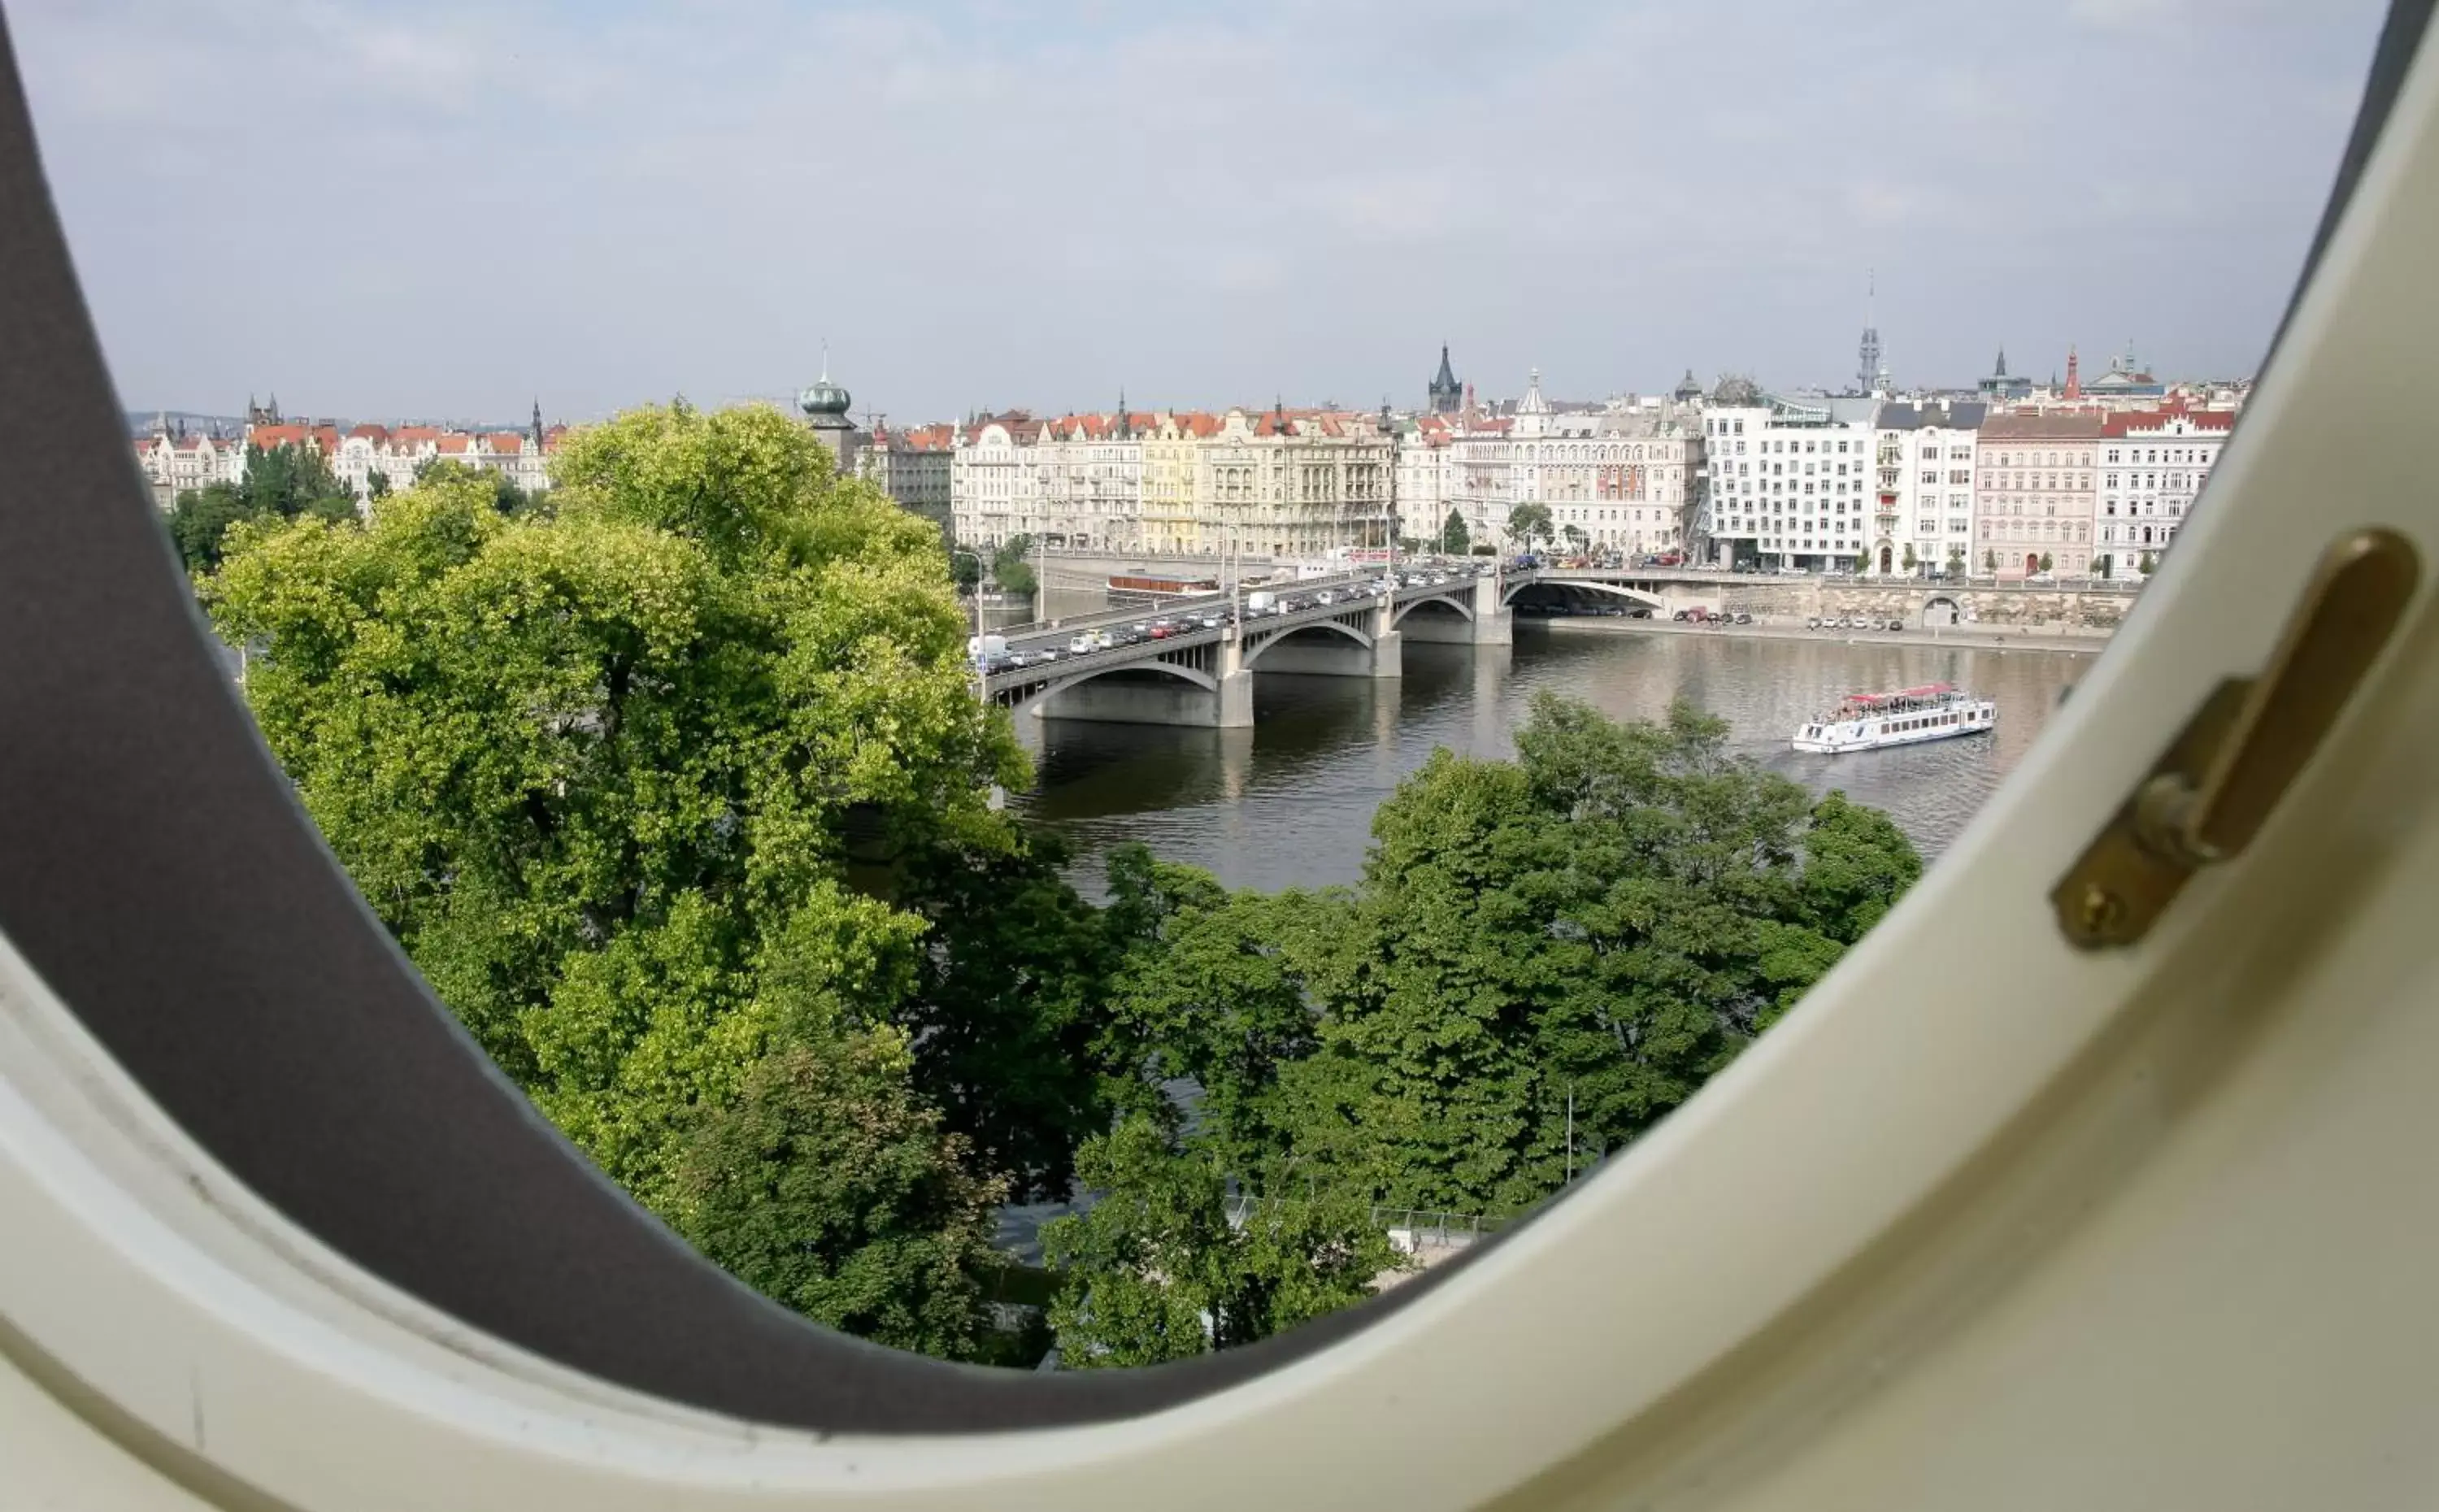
1843;683;1954;706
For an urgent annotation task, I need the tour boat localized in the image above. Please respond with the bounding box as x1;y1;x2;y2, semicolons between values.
1792;683;1995;754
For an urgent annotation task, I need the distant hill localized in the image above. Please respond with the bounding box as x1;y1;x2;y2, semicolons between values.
126;410;537;438
126;410;248;437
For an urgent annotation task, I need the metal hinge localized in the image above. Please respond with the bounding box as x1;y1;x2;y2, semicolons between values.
2054;528;2423;949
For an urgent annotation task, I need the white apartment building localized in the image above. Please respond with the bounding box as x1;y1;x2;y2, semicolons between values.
1975;412;2102;578
1193;407;1393;560
950;413;1046;551
1870;400;1985;576
141;414;560;511
1698;395;1878;571
950;406;1391;560
1393;417;1455;545
1446;418;1517;549
1033;412;1145;553
2094;406;2235;579
132;432;245;507
948;411;1143;552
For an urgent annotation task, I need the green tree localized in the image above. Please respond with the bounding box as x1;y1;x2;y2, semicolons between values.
241;441;357;522
1041;1114;1397;1368
950;548;983;593
2039;551;2054;574
2138;550;2159;575
162;443;361;574
414;457;542;519
673;1028;1008;1360
1101;845;1331;1175
166;483;257;573
1983;550;1998;572
1507;502;1554;553
1439;510;1471;557
895;828;1128;1201
1235;695;1920;1213
1901;543;1918;572
366;470;393;502
993;535;1038;598
203;402;1074;1358
1563;524;1589;554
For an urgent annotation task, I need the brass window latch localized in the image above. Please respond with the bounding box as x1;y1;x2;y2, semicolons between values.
2054;528;2423;949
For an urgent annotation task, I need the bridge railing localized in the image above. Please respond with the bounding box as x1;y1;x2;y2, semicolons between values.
979;580;1483;693
988;566;1468;645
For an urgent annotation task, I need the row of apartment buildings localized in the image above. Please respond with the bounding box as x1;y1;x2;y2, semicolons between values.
133;405;563;510
906;371;1701;563
1702;394;2233;577
892;348;2237;580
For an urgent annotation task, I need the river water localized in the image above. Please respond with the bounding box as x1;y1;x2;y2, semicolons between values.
1010;609;2093;896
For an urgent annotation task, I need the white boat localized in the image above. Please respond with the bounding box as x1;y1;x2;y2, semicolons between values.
1793;683;1995;754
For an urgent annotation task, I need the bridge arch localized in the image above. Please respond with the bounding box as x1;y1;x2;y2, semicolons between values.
1502;579;1667;612
1242;616;1373;671
1392;594;1475;628
1921;594;1963;628
997;656;1220;714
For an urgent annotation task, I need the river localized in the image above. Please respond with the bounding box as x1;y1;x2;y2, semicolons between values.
1009;608;2093;896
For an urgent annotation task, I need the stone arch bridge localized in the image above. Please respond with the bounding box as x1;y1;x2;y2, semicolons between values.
980;571;1513;728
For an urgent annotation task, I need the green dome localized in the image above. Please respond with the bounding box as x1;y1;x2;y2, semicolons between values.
798;379;851;416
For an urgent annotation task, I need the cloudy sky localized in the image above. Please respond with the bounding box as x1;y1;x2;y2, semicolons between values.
9;0;2390;424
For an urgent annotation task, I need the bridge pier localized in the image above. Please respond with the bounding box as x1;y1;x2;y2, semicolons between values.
1474;573;1512;646
1371;597;1402;679
1217;631;1253;728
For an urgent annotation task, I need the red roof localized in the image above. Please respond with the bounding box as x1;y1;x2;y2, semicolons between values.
436;435;472;454
348;424;388;441
1980;412;2106;440
2101;408;2237;437
487;432;526;454
248;424;309;450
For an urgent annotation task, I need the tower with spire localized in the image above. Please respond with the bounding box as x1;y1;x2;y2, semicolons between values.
1977;344;2031;401
1427;343;1462;415
530;398;544;449
2064;345;2081;400
1856;270;1884;395
796;341;862;475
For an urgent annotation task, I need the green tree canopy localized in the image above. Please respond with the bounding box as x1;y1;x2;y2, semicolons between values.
203;402;1106;1357
993;535;1039;597
163;441;362;573
1095;694;1922;1217
1507;502;1554;552
1041;1114;1397;1369
1439;509;1471;556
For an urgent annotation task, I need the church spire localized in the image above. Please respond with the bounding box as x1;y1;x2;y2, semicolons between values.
530;398;544;447
1428;342;1462;415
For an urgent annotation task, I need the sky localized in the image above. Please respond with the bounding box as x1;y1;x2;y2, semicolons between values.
8;0;2392;425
